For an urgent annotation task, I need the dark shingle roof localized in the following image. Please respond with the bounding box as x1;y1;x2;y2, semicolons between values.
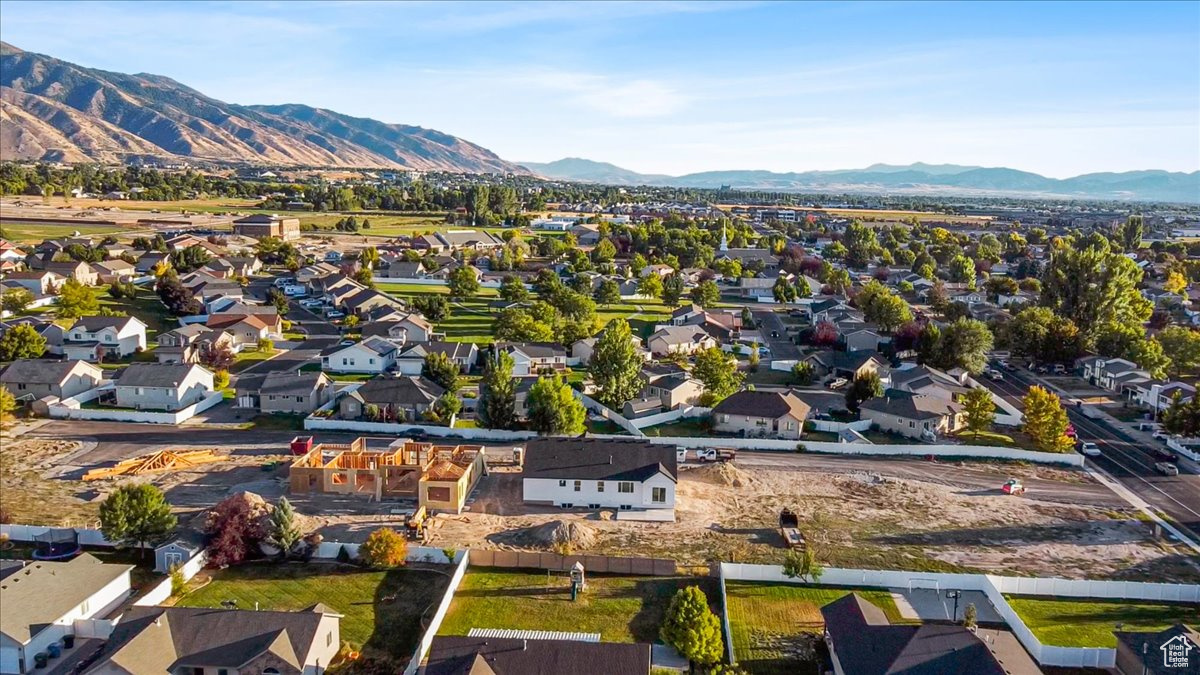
115;363;206;388
712;390;811;420
821;594;1006;675
859;390;962;421
0;359;98;386
523;438;677;483
350;376;444;406
424;636;651;675
498;342;566;358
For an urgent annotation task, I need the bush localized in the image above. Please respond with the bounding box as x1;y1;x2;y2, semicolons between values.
213;369;230;389
169;564;186;597
360;528;408;568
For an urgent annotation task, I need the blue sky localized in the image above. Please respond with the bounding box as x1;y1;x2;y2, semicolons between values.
1;1;1197;177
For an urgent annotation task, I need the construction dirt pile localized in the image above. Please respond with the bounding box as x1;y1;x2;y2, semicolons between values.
686;461;756;487
493;520;599;551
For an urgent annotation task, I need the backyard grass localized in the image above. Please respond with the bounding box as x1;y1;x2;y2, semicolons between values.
642;417;713;438
176;563;452;660
586;418;628;435
437;569;717;644
242;413;307;431
1004;596;1200;648
229;348;278;373
93;287;176;339
725;581;914;675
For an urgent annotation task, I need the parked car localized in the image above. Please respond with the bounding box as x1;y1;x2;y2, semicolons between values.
1153;430;1171;442
1152;447;1178;463
1078;441;1101;457
1155;462;1180;476
770;330;780;338
1052;364;1067;375
325;310;345;319
986;369;1004;381
827;377;849;390
997;359;1013;371
300;298;323;308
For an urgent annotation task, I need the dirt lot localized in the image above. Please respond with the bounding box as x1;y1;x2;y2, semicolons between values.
427;464;1199;582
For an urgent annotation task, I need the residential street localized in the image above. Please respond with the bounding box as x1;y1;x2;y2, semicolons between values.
752;309;801;360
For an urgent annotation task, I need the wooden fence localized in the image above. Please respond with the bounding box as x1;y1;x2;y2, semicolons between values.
468;549;677;576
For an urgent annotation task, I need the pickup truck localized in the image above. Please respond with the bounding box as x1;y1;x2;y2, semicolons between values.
779;508;806;549
696;448;736;463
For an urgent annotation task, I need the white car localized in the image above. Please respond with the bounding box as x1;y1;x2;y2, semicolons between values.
1078;441;1101;457
300;299;323;308
325;310;345;319
986;369;1004;381
827;377;849;390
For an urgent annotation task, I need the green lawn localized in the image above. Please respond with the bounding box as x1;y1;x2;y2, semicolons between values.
725;582;913;674
229;348;278;373
242;413;307;431
93;287;176;339
438;569;716;644
642;417;713;438
176;563;452;660
1005;596;1200;648
0;221;135;243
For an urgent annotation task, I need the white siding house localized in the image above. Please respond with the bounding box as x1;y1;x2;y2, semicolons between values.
521;438;678;514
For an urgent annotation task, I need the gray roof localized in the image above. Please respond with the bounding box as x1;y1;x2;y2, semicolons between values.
425;636;651;675
70;315;144;332
0;359;99;386
91;605;336;673
349;376;444;406
1;553;133;644
712;390;811;420
859;389;962;421
498;342;567;359
523;438;677;483
116;363;207;388
243;370;331;397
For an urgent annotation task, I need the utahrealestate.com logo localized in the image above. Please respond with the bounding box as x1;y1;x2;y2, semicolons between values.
1161;634;1193;669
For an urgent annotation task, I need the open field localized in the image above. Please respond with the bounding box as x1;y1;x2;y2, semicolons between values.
716;204;992;224
438;568;717;644
0;221;135;242
725;581;913;674
1004;595;1200;648
176;562;452;660
427;463;1197;581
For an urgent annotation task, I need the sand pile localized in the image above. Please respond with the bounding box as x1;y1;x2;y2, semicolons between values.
687;461;756;487
496;520;598;551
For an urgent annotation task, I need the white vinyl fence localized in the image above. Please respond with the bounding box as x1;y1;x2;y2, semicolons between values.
576;391;643;436
50;389;224;424
719;563;1200;668
403;550;471;675
1;524;113;546
629;405;712;430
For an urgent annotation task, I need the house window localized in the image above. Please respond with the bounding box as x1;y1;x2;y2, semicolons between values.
786;421;796;430
369;358;375;365
651;487;667;503
755;419;768;427
573;480;581;492
909;421;915;428
263;670;281;675
328;632;333;647
597;481;604;492
559;479;567;487
721;415;729;423
137;387;144;395
332;473;347;485
618;482;634;493
218;670;229;675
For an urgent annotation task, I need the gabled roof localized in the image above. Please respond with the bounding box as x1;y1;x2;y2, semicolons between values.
116;363;209;388
523;438;677;483
1;553;133;644
0;359;100;387
425;636;651;675
349;376;444;406
712;390;811;420
497;342;566;359
648;325;713;346
69;315;146;333
859;389;962;421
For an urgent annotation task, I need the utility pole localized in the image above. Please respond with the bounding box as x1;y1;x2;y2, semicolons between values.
945;590;961;623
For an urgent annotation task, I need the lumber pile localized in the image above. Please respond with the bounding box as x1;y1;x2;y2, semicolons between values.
83;449;226;481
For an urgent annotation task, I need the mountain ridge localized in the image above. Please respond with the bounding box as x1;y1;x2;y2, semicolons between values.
521;158;1200;202
0;42;524;173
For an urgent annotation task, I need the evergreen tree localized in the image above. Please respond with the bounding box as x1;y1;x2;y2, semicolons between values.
479;351;518;429
589;319;645;409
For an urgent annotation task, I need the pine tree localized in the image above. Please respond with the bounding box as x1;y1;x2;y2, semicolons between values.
479;351;518;429
265;497;303;559
660;586;724;668
589;319;644;409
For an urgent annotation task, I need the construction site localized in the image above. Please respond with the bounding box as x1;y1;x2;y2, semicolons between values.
288;437;491;514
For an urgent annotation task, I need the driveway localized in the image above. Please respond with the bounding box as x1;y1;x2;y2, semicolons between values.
234;337;338;378
752;309;801;360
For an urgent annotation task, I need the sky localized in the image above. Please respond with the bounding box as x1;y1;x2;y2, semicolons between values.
1;0;1198;177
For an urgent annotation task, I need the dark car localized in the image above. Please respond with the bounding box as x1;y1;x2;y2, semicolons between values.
770;330;780;338
1152;447;1179;463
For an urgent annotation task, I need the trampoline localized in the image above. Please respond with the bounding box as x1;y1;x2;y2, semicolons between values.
32;528;82;560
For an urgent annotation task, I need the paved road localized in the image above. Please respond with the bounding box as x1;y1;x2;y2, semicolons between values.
735;450;1124;508
752;309;801;360
979;368;1200;541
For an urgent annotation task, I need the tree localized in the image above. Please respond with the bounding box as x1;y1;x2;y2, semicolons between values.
637;273;663;299
267;287;290;314
447;266;480;299
0;324;46;360
690;280;721;308
1041;235;1151;339
413;295;449;323
499;275;530;302
479;351;518;429
772;275;797;303
792;361;815;385
589;319;645;409
856;282;913;334
199;342;236;371
359;246;380;271
360;528;408;568
171;245;212;273
1022;386;1074;453
844;371;883;412
594;278;621;306
57;278;99;319
257;338;275;353
1118;214;1144;251
592;238;617;263
782;547;823;582
948;254;976;288
526;375;587;435
660;586;724;669
1;288;33;314
206;494;261;567
264;497;303;560
964;603;978;629
0;386;16;420
156;273;203;316
1158;326;1200;377
99;484;177;557
495;307;557;342
422;351;461;392
432;391;462;422
693;347;743;404
1126;336;1171;380
748;342;760;372
961;387;996;438
213;369;230;390
1164;270;1188;297
1162;390;1200;437
661;273;685;306
842;220;879;268
933;318;994;374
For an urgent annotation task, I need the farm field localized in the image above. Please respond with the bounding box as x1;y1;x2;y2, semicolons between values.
437;568;717;644
176;562;451;660
1004;595;1200;648
724;581;913;674
0;221;136;242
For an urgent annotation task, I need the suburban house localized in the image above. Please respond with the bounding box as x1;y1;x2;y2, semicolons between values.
497;342;568;376
841;326;887;352
338;376;444;421
63;316;148;361
859;390;964;440
1138;381;1196;413
296;262;340;284
640;372;704;410
113;363;215;411
711;390;811;439
804;350;889;383
571;334;650;366
361;312;435;344
89;259;137;284
522;438;678;513
156;324;235;364
236;370;335;414
1079;357;1155;399
0;359;105;401
384;260;426;279
134;251;171;275
394;341;479;376
0;554;134;675
44;261;99;286
820;593;1019;675
85;605;342;675
340;288;402;317
320;338;400;374
232;213;301;239
3;270;63;295
207;312;281;348
890;365;972;402
1113;623;1198;675
647;325;717;357
424;636;651;675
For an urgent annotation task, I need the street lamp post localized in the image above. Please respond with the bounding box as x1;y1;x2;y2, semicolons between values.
946;590;961;623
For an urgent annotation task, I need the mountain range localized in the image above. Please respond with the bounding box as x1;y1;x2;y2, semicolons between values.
0;42;523;173
521;159;1200;203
